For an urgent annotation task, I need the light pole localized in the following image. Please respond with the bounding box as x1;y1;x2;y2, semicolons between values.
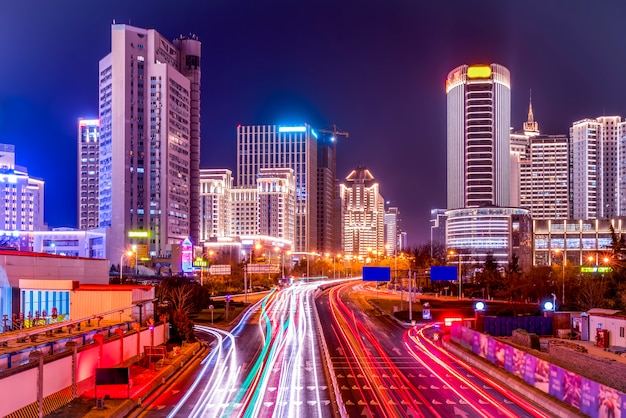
448;249;462;299
242;250;248;304
553;249;565;305
131;244;138;275
119;250;133;282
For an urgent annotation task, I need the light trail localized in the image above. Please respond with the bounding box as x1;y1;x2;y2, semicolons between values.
406;324;550;418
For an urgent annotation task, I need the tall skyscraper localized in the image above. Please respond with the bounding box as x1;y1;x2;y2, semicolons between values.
384;207;399;256
340;166;385;258
237;124;317;252
445;64;532;270
317;132;336;254
570;116;625;220
98;24;201;262
446;64;511;209
0;144;44;231
78;119;100;230
257;168;296;242
199;169;232;240
520;135;569;219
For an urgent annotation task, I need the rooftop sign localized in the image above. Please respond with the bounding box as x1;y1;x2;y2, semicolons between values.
467;65;492;79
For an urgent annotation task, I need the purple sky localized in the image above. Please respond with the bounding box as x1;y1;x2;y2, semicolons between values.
2;1;626;245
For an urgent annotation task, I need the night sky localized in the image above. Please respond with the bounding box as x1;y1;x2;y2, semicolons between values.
2;1;626;245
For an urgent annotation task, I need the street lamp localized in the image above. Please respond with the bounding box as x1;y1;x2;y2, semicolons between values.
553;249;566;305
242;250;248;303
131;244;138;275
119;250;133;282
448;249;462;299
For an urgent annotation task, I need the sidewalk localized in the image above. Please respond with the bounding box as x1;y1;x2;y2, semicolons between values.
46;342;204;418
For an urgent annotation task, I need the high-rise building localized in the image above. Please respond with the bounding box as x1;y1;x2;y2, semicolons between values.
257;168;296;242
317;132;336;254
446;64;511;209
237;124;317;252
199;169;232;240
340;166;385;258
0;144;44;231
520;135;569;219
78;119;100;230
98;24;201;263
570;116;626;220
384;207;399;256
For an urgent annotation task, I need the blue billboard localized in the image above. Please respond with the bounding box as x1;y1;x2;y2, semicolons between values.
362;266;391;282
430;266;458;281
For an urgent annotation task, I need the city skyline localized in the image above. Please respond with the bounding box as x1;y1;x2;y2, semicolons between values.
3;1;626;244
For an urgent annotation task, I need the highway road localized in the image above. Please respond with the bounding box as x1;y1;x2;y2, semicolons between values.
316;281;551;417
143;283;335;418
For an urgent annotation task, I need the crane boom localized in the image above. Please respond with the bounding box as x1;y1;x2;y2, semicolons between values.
318;124;349;140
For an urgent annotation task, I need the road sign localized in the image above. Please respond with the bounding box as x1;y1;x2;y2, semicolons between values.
210;264;232;275
246;263;280;274
362;266;391;282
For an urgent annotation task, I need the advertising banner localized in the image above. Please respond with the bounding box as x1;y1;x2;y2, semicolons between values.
523;354;536;386
549;364;564;400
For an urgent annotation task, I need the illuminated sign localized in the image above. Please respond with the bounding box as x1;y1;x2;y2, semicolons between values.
128;230;150;238
580;266;612;273
311;129;318;139
181;238;193;273
193;257;208;267
79;119;100;127
467;65;492;79
278;126;307;133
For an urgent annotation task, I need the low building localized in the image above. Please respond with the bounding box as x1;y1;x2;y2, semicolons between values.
445;206;532;270
533;217;626;266
0;251;109;327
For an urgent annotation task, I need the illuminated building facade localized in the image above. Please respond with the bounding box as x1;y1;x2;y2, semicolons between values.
384;207;399;256
0;144;44;232
533;217;626;266
570;117;625;220
316;133;337;254
446;64;511;209
340;166;385;259
78;119;100;230
199;169;232;240
519;135;569;219
237;125;317;252
98;24;201;263
445;206;532;269
257;168;295;243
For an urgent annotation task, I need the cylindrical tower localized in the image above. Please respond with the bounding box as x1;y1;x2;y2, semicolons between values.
446;64;511;210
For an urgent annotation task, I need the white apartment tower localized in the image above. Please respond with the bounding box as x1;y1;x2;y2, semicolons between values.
78;119;100;230
199;169;232;240
520;135;569;219
257;168;296;243
340;166;385;258
237;125;317;252
0;144;44;231
98;24;201;262
446;64;511;209
384;207;399;256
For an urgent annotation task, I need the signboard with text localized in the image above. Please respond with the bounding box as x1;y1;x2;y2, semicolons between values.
362;266;391;282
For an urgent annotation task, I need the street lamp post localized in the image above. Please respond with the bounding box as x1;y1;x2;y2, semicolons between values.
449;249;462;299
119;250;133;282
553;249;566;306
131;245;138;275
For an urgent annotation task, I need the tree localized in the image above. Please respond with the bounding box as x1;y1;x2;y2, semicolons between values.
156;278;198;342
474;253;502;299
